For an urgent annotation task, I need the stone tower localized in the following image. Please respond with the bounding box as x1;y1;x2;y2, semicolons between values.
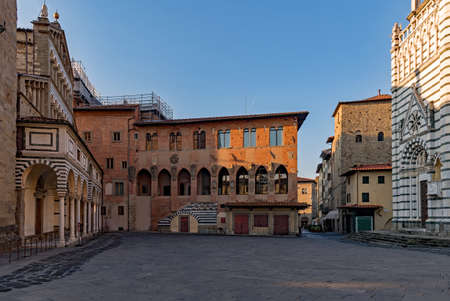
391;0;450;234
0;0;17;228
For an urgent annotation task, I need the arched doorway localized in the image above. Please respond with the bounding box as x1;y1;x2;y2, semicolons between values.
197;168;211;195
178;169;191;196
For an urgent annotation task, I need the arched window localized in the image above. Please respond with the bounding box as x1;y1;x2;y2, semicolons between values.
176;132;182;151
169;133;176;151
255;166;268;194
355;134;362;143
274;165;288;194
151;133;158;150
158;169;171;196
193;130;206;149
178;169;191;195
218;167;230;195
378;132;384;142
236;167;248;195
197;168;211;195
137;169;151;196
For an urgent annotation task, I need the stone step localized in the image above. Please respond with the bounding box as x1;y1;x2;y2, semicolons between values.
348;231;450;248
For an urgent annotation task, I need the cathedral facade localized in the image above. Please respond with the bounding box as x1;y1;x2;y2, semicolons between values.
391;0;450;233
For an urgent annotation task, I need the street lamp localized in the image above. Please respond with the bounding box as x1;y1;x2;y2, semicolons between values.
0;21;6;35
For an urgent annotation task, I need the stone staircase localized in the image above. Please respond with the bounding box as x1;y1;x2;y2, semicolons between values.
348;231;450;248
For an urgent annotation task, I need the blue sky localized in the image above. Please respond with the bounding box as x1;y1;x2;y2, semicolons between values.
18;0;410;178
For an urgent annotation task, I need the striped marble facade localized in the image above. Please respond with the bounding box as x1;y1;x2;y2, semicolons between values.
391;0;450;233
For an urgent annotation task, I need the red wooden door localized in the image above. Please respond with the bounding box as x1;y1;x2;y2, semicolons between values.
274;215;289;235
234;214;249;234
180;216;189;233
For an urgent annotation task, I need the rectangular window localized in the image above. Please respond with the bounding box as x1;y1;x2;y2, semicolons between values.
122;161;128;169
327;173;331;181
134;133;138;140
113;132;121;142
362;192;370;203
346;193;351;203
243;128;256;147
270;126;283;146
115;182;124;196
378;176;385;184
118;206;124;216
77;149;81;161
218;130;231;149
301;188;307;194
362;176;369;184
106;158;114;169
101;206;106;216
254;215;268;227
84;131;92;142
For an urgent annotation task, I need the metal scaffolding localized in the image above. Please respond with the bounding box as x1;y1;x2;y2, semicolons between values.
99;92;174;120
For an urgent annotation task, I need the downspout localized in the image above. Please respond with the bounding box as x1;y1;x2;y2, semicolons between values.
127;116;134;232
356;171;359;206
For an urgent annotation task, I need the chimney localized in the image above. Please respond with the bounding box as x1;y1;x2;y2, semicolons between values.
378;89;381;96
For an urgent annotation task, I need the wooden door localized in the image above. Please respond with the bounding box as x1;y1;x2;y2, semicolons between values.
420;181;428;227
180;216;189;233
274;215;289;235
233;214;249;234
35;198;42;235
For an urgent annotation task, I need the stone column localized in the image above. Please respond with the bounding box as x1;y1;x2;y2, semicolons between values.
58;196;65;247
76;198;81;237
69;197;75;241
88;202;92;234
93;204;97;233
83;200;87;236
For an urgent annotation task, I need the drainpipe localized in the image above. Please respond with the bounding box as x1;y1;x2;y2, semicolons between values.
127;116;134;232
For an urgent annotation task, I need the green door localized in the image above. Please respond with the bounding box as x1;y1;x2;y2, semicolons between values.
355;216;373;232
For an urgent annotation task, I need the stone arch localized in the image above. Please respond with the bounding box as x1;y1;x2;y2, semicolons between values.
22;164;59;236
255;166;269;194
236;166;249;195
158;169;171;196
401;138;428;167
178;168;191;196
274;165;288;194
137;169;151;196
17;159;68;195
197;168;211;195
218;167;230;195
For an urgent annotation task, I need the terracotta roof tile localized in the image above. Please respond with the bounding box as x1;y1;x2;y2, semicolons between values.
341;164;391;176
297;177;316;183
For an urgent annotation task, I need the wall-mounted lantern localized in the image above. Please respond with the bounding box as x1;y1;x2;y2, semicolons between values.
0;21;6;35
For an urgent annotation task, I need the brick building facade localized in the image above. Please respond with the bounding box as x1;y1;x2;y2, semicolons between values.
317;94;392;232
75;105;309;235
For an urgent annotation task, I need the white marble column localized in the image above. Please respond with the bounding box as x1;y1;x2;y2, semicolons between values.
94;204;98;233
76;198;81;237
88;202;92;234
70;197;75;241
58;196;65;247
83;200;87;236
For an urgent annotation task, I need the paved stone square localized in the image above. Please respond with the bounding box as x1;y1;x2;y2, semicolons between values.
1;232;450;300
